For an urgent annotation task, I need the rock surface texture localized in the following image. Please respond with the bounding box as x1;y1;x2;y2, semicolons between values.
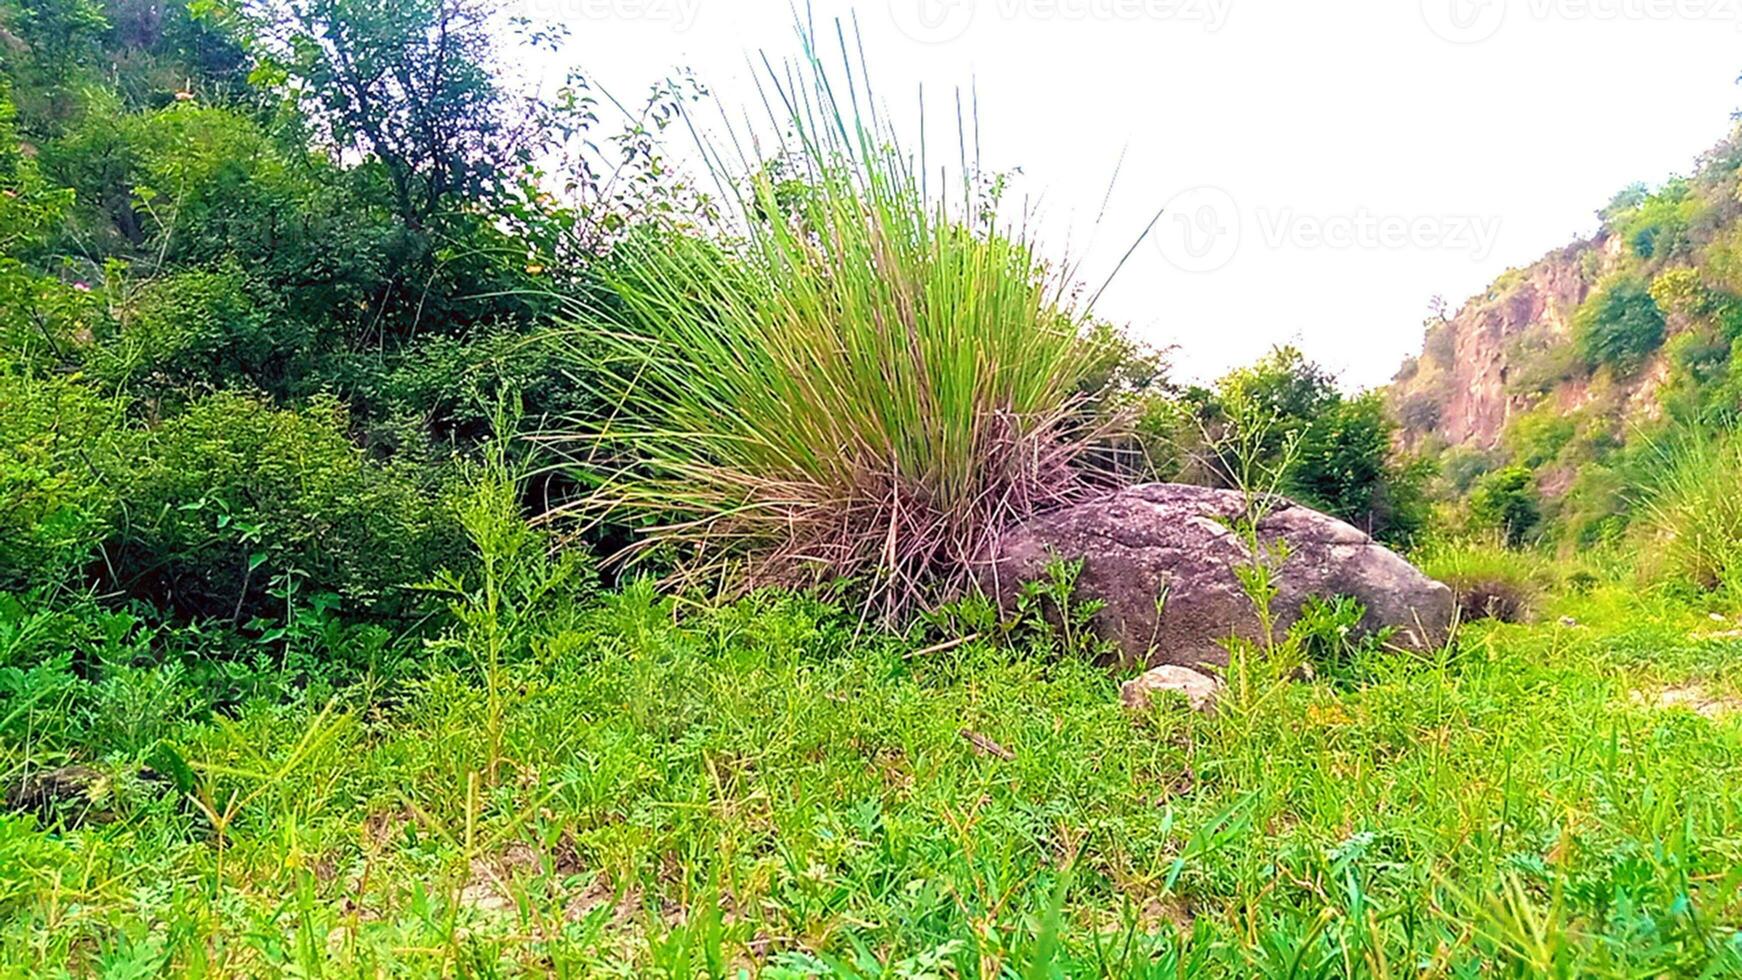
1120;666;1223;713
987;484;1455;669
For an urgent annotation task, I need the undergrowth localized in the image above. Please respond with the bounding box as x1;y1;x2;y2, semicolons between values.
6;566;1742;975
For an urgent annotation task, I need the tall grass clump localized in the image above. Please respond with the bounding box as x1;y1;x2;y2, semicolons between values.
1416;536;1553;623
566;26;1127;620
1640;429;1742;596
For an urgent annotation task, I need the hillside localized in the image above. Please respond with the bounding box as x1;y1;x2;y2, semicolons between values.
1390;126;1742;541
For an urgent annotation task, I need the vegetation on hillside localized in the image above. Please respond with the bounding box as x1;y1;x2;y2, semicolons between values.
1390;122;1742;567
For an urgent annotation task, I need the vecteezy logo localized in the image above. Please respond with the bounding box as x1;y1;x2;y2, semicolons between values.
1153;186;1241;273
1421;0;1506;43
888;0;976;43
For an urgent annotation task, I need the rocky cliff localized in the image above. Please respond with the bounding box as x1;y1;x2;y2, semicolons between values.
1390;236;1614;453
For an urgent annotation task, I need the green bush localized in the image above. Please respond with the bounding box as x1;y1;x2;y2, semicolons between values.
1416;538;1551;623
1574;277;1666;374
1468;466;1539;546
0;372;123;590
1440;446;1498;496
1639;431;1742;595
332;325;602;454
1611;178;1704;261
89;266;305;400
110;393;467;621
1290;392;1430;545
1171;348;1429;544
1503;401;1578;468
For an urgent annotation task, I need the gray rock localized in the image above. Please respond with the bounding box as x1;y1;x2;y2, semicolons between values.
986;484;1454;668
1120;665;1222;712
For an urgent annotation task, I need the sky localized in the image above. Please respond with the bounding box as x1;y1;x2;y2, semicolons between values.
514;0;1742;388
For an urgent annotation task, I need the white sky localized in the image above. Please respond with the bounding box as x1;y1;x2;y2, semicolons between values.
520;0;1742;388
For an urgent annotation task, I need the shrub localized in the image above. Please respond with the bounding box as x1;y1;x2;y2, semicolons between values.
89;266;306;400
1503;402;1578;468
1290;392;1430;545
333;325;602;454
1440;447;1498;496
1468;466;1539;546
1574;277;1666;374
1416;539;1549;623
0;372;124;590
1611;178;1703;261
1180;349;1428;544
109;393;467;621
1639;431;1742;595
569;48;1112;621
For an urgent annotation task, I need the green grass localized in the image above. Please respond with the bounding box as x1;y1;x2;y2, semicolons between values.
565;26;1118;623
1640;429;1742;598
1415;538;1559;624
7;575;1742;976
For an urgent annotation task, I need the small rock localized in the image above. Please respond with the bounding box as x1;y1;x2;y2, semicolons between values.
1121;666;1222;713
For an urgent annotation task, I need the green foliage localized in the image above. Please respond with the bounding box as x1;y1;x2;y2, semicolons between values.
1440;446;1499;496
572;39;1110;621
1639;430;1742;596
1574;275;1667;375
1468;466;1540;546
335;325;602;453
1286;594;1391;686
1610;177;1705;261
10;564;1742;972
234;0;528;229
1291;393;1430;545
1503;400;1578;468
0;372;123;590
111;393;466;620
90;265;303;399
1168;348;1428;544
1416;538;1551;623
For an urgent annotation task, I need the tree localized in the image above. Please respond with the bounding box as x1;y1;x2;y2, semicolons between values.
1164;347;1428;544
1469;466;1539;546
236;0;542;232
1575;276;1666;374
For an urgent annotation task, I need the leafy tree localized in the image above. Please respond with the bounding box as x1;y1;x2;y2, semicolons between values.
1291;392;1429;544
1469;466;1540;546
236;0;535;231
1575;277;1666;374
1154;347;1427;544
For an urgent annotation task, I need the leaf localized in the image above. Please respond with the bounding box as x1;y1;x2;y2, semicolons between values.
145;742;198;796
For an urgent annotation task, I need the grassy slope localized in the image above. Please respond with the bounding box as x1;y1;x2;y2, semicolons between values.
4;579;1742;977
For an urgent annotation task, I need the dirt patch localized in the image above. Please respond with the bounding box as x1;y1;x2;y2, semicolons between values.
1633;684;1742;720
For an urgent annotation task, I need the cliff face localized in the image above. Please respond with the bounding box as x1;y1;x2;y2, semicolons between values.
1391;234;1649;453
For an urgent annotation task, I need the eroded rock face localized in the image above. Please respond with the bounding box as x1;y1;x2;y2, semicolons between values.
986;484;1455;669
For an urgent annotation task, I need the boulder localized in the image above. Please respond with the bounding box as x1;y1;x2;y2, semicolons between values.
986;484;1454;668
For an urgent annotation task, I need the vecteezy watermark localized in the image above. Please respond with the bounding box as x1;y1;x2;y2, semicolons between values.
1151;186;1243;273
889;0;1232;45
516;0;702;31
1152;189;1503;272
1419;0;1507;42
1422;0;1742;43
1255;208;1502;260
